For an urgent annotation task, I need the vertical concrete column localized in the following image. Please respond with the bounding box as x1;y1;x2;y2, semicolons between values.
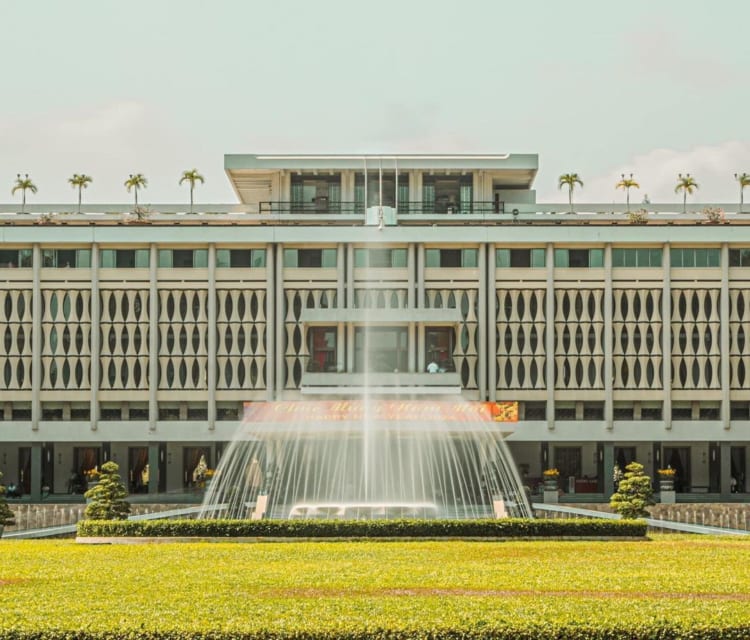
720;243;730;430
408;243;417;373
545;243;555;431
31;244;41;431
30;443;43;501
602;442;615;497
472;171;483;203
207;244;216;430
337;322;345;372
346;244;354;309
149;244;158;431
346;243;355;373
275;244;285;396
265;244;275;401
89;244;100;431
477;244;487;400
488;243;497;402
662;243;672;430
148;443;160;494
604;244;613;430
337;243;346;309
416;243;426;372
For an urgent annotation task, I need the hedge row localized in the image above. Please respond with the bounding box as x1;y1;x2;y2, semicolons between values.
77;517;647;538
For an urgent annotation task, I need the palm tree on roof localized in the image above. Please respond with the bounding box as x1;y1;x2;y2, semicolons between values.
558;173;583;213
124;173;148;209
68;174;93;214
179;169;205;214
675;173;699;214
735;172;750;213
12;174;37;214
615;173;640;212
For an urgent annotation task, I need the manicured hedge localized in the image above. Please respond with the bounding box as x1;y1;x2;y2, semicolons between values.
78;517;646;538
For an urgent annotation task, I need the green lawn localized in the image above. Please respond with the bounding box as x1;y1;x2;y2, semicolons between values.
1;537;750;638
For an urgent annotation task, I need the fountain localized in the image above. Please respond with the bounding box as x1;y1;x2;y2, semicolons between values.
199;399;532;520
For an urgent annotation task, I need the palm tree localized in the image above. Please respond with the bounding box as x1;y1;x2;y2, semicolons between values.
615;173;640;211
124;173;148;209
735;172;750;213
11;174;37;214
179;169;205;214
675;173;699;213
68;174;93;214
558;173;583;212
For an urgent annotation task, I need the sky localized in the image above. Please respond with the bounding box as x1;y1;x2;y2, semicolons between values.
1;0;748;205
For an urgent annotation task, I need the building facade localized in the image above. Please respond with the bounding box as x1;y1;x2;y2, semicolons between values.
0;153;748;501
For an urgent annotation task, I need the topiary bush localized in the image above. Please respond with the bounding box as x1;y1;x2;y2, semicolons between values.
610;461;654;519
78;517;647;539
83;461;131;520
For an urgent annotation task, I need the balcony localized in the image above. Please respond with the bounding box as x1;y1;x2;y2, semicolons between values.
300;371;462;395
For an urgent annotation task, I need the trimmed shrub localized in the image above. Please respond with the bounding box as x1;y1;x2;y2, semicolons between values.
78;517;647;539
83;461;130;520
610;461;654;519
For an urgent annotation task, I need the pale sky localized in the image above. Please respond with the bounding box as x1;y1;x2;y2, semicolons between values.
1;0;748;205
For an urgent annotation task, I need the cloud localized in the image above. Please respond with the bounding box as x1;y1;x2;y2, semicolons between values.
538;140;750;204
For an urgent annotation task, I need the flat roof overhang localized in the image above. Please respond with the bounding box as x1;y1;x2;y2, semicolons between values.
225;153;538;203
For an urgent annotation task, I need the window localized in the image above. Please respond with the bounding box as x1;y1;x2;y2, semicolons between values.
187;406;208;420
699;405;720;420
291;173;342;211
671;405;692;420
307;326;337;372
41;248;91;268
0;248;32;268
554;405;576;420
354;326;408;373
730;402;750;420
421;173;473;213
612;248;662;268
100;249;150;268
554;248;603;268
100;406;121;420
583;403;604;420
12;405;31;420
158;249;208;268
217;404;241;421
523;401;546;420
425;326;455;372
354;171;409;209
283;248;337;268
70;407;90;421
158;406;180;421
729;249;750;267
614;405;634;420
42;407;63;421
640;405;662;420
216;249;266;268
425;248;478;268
670;248;720;268
129;406;149;421
495;248;545;268
354;248;407;268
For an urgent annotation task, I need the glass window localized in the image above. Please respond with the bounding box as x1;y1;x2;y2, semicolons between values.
0;249;18;267
251;249;266;268
321;249;337;268
730;249;750;267
425;326;455;372
531;248;546;268
707;249;720;267
425;249;440;268
354;326;408;373
193;249;208;268
613;248;661;268
554;249;569;268
671;248;720;268
283;249;298;268
100;249;115;268
158;250;172;268
461;249;478;268
19;249;32;268
307;326;337;372
592;249;605;267
216;249;231;268
495;249;510;268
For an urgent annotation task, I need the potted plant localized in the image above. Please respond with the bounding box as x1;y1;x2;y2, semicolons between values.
542;468;560;490
657;467;676;492
0;471;16;537
627;209;648;225
702;206;725;224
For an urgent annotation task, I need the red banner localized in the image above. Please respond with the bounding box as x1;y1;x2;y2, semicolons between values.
243;401;518;423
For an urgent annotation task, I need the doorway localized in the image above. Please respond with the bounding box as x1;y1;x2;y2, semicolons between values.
663;447;691;492
183;446;210;488
554;447;582;482
731;447;746;493
128;447;149;493
18;447;31;494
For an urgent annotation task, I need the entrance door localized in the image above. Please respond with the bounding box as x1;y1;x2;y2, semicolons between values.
663;447;691;492
42;443;54;494
18;447;31;494
614;447;637;470
128;447;149;493
554;447;582;485
731;447;746;493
